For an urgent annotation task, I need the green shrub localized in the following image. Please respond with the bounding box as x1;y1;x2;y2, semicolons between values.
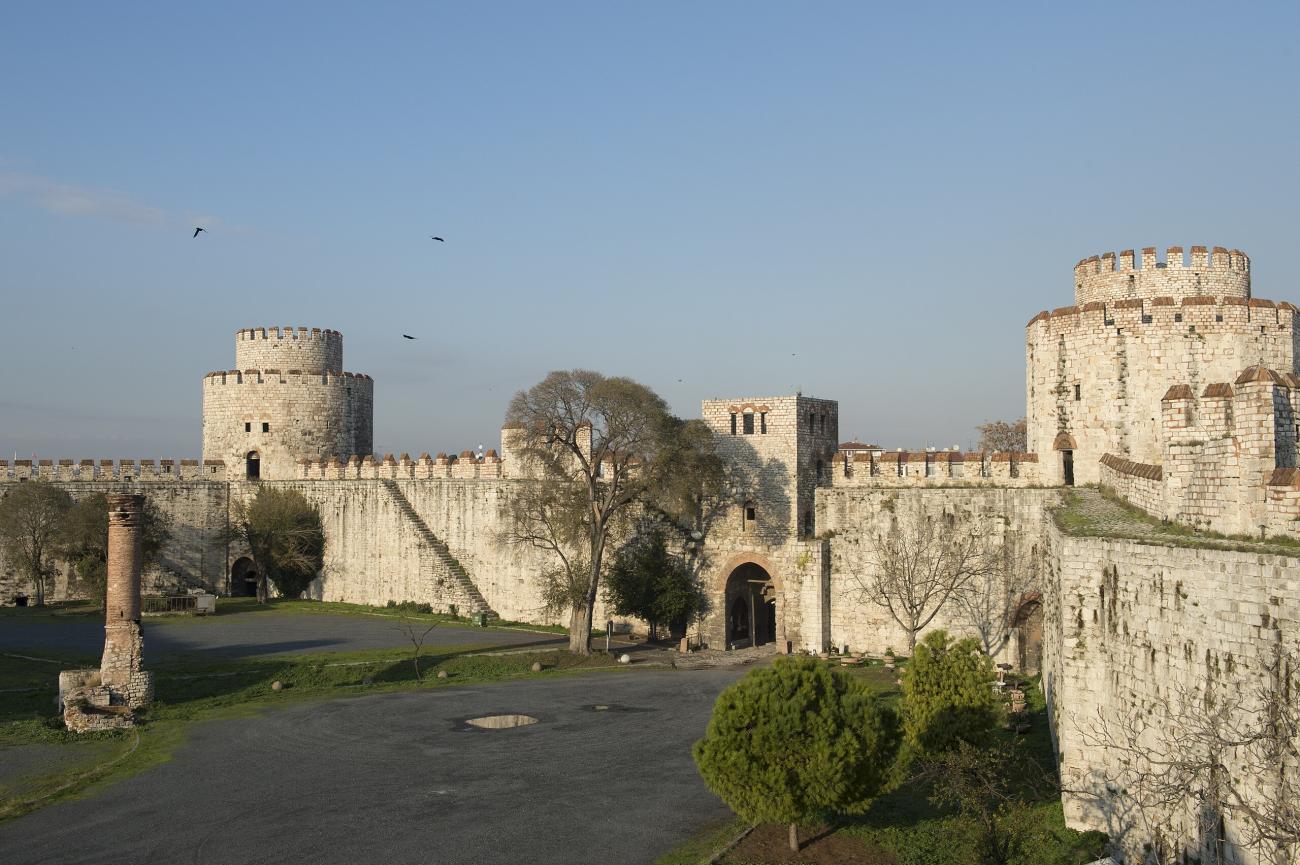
900;630;1000;760
693;656;900;852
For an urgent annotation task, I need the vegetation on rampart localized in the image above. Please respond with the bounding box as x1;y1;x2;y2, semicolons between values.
1053;486;1300;556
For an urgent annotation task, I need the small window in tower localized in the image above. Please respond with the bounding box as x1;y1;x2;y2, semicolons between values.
1189;325;1196;333
1174;313;1183;323
244;422;251;433
808;411;815;432
759;412;767;434
1141;314;1152;324
1215;314;1223;323
743;412;754;435
1074;384;1081;401
1261;325;1267;334
730;413;737;436
262;422;270;433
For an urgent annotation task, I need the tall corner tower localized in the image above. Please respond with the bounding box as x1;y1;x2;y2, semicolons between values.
201;327;374;480
1026;246;1295;485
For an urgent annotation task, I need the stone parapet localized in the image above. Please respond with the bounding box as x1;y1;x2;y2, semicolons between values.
830;450;1042;486
0;459;223;482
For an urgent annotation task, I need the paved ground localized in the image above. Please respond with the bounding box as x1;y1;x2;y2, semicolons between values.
0;614;570;661
0;669;742;865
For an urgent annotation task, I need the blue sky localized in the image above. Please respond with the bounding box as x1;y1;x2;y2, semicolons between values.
3;2;1298;458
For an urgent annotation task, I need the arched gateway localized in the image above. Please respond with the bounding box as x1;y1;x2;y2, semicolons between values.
230;556;259;597
723;561;778;649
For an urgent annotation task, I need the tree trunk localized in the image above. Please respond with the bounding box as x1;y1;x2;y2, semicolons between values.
569;531;606;656
907;628;917;655
34;570;45;607
568;602;593;655
788;822;799;853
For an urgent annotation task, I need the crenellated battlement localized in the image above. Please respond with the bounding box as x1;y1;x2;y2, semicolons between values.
1025;294;1293;335
830;449;1041;487
295;451;505;481
0;459;225;483
203;369;373;385
235;326;344;373
1072;245;1250;306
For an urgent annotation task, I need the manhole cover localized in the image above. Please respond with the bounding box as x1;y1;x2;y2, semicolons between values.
464;714;538;730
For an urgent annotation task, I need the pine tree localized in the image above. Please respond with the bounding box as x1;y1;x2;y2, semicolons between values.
900;629;1002;761
693;656;900;852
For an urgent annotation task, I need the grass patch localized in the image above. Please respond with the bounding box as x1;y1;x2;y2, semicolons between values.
1054;486;1300;556
0;642;628;821
654;815;750;865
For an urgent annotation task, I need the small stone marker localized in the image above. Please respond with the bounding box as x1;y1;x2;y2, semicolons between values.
530;661;543;672
271;680;283;692
618;653;631;665
679;637;689;653
436;670;448;679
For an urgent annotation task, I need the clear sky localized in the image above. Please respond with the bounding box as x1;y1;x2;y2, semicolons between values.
3;2;1298;459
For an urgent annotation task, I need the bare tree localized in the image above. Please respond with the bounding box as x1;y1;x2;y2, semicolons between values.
506;370;701;655
1068;644;1300;865
854;510;991;654
954;535;1040;657
395;616;438;680
0;482;72;606
977;418;1027;453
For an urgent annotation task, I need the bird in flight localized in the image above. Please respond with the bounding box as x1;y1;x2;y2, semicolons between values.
402;334;417;340
193;227;206;238
430;236;445;242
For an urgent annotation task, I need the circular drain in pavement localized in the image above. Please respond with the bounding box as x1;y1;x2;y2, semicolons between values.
464;714;538;730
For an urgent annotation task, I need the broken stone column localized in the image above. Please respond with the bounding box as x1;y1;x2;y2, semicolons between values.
59;493;153;732
99;494;152;707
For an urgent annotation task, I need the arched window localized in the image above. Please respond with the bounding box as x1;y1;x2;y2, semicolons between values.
246;451;261;480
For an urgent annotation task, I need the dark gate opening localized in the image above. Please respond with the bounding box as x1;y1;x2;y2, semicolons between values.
230;556;258;597
246;451;261;480
724;562;776;650
1062;450;1075;487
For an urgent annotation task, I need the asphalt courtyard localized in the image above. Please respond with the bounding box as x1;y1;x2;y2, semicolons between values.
0;669;743;865
0;611;570;661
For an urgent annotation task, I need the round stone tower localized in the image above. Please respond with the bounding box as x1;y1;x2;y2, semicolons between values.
202;326;374;480
1026;246;1296;486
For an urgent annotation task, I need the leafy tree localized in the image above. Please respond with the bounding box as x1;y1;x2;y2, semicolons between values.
229;487;325;601
57;493;172;605
900;629;1001;761
506;370;711;654
604;526;705;640
693;656;900;852
977;418;1027;453
0;482;72;606
924;741;1056;865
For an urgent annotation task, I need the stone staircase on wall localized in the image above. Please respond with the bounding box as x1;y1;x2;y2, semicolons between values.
379;480;496;618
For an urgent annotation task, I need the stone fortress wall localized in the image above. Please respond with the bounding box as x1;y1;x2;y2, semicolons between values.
1026;245;1296;485
5;244;1300;862
0;460;230;601
1044;524;1300;865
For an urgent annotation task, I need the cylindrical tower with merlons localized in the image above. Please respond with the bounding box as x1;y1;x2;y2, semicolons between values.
1025;245;1296;486
202;326;374;480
